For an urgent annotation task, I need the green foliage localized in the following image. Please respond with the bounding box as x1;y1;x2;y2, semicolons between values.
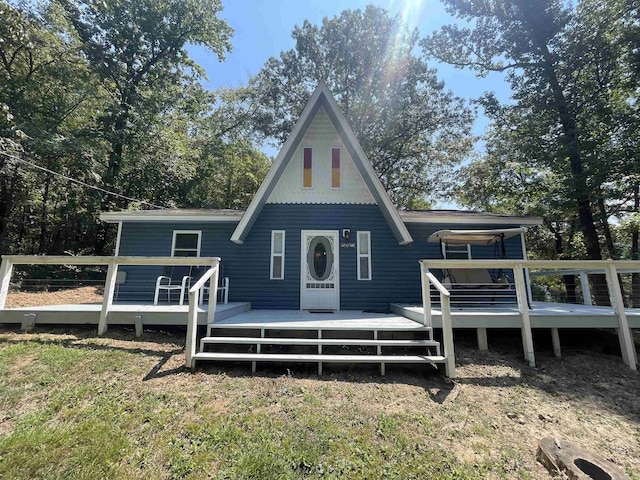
425;0;640;266
0;0;268;256
186;139;270;209
249;5;474;207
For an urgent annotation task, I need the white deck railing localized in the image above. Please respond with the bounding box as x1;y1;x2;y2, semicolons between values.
419;263;455;377
419;259;639;371
185;263;219;369
529;266;640;307
0;255;221;339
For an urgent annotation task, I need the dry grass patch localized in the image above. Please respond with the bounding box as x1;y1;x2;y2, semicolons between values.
5;286;103;308
0;326;638;479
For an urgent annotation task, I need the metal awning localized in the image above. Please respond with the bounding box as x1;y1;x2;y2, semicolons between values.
427;228;524;246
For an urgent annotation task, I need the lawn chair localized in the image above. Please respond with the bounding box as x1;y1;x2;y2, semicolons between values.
194;264;230;304
154;265;192;305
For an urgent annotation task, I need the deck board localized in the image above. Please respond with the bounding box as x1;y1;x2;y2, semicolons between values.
391;302;640;328
192;352;446;363
0;302;250;326
210;309;427;330
2;300;639;329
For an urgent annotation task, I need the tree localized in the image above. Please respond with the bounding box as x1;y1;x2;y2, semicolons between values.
424;0;640;303
183;87;271;209
0;1;103;254
59;0;233;252
249;5;474;207
0;1;261;258
185;139;270;209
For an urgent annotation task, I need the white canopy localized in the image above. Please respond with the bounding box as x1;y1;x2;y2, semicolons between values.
427;228;524;246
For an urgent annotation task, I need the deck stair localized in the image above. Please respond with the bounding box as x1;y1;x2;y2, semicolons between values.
192;320;446;375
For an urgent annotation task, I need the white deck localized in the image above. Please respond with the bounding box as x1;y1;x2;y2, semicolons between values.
392;301;640;329
210;309;427;330
2;301;638;330
0;302;251;326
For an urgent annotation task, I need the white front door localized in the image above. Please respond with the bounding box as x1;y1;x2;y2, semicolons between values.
300;230;339;310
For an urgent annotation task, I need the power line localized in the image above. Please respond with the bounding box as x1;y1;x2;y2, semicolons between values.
0;150;166;209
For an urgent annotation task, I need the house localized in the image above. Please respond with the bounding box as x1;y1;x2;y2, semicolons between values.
100;82;542;311
2;82;637;375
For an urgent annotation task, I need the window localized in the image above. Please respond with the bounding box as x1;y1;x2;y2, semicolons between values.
303;147;312;188
171;231;201;257
357;231;371;280
442;243;471;259
270;230;285;279
331;147;341;188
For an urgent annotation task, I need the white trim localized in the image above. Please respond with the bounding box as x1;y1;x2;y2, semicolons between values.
270;230;286;280
231;81;413;245
301;146;313;189
114;222;122;256
231;86;328;245
521;229;533;304
428;228;524;245
330;146;341;190
171;230;202;257
357;231;372;280
441;242;472;260
300;230;340;310
402;214;543;226
320;83;413;245
100;212;242;223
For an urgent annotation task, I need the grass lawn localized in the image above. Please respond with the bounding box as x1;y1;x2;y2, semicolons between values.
0;325;638;479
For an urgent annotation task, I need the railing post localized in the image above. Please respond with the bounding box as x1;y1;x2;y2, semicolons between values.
579;271;592;306
98;259;118;336
605;263;638;370
207;260;220;326
551;328;562;357
514;264;535;367
441;293;455;378
185;289;198;370
419;262;432;328
476;328;488;351
0;257;14;309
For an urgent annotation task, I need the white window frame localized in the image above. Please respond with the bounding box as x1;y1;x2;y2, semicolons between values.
301;146;313;189
270;230;286;280
330;146;341;190
171;230;202;257
357;231;372;280
441;242;472;259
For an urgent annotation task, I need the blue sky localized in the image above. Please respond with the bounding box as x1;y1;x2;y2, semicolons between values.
187;0;511;206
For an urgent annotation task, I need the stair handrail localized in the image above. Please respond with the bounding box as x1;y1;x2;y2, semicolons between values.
185;260;220;369
419;261;455;378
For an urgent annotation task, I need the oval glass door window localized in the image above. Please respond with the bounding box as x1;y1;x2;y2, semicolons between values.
307;236;333;281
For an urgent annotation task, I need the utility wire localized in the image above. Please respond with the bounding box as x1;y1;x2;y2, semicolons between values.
0;150;166;209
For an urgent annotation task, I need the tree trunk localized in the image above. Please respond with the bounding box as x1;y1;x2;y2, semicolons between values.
631;184;640;307
598;197;617;259
95;111;128;255
525;15;608;304
38;173;51;254
563;274;578;303
0;160;21;254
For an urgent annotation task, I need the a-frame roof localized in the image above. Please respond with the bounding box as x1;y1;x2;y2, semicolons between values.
230;81;413;245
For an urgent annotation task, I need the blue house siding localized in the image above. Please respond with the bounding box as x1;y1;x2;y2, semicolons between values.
115;205;527;310
116;222;240;303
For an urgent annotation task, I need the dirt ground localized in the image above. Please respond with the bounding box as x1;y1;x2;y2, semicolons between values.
1;287;639;478
5;286;104;308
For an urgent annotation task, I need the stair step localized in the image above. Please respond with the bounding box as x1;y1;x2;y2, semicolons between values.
192;352;447;364
208;323;431;332
201;336;439;347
